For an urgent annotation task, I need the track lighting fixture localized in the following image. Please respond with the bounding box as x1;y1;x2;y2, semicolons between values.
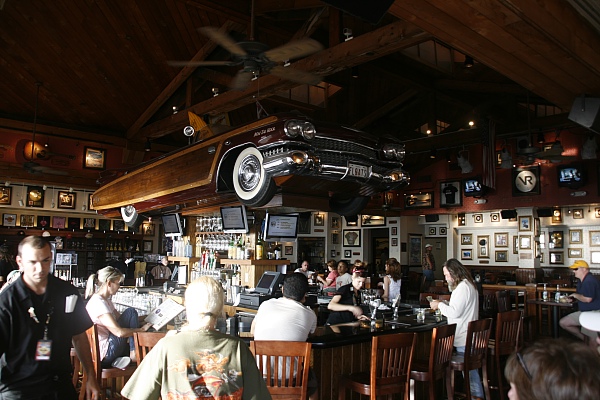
343;28;353;41
351;67;359;78
464;56;474;68
144;138;151;152
172;106;178;114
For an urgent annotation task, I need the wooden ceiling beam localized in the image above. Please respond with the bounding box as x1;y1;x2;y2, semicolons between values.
352;89;420;130
137;20;431;139
253;0;324;15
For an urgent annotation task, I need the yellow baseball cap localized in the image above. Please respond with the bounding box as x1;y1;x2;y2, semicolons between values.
569;260;589;269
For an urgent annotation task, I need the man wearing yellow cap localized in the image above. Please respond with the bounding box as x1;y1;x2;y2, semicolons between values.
559;260;600;349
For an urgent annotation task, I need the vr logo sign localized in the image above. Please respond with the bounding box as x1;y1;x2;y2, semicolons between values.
512;166;541;196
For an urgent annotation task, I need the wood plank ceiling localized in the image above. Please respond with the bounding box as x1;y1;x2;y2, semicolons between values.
1;0;599;189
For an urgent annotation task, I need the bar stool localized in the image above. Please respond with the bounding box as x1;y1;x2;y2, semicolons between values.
133;331;166;363
448;318;493;400
488;310;521;400
410;323;456;400
338;332;416;400
495;290;510;313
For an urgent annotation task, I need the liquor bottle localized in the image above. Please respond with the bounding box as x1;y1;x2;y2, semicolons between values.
255;234;264;260
542;283;548;301
555;284;561;302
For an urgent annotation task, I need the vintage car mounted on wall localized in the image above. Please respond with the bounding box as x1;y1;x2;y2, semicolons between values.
91;112;409;224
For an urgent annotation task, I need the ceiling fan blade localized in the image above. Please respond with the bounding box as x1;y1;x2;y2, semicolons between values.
264;38;323;62
230;70;254;91
270;66;321;85
167;60;237;67
199;26;248;57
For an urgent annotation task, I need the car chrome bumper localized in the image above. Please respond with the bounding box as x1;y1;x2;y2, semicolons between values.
262;150;409;189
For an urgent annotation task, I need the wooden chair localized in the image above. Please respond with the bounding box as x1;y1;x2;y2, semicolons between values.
406;271;424;301
410;323;457;400
249;340;312;399
495;290;510;313
338;332;416;400
488;311;522;400
79;325;137;400
480;290;498;319
133;331;166;363
448;318;493;400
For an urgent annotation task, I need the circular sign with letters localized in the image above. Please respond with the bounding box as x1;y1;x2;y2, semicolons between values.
512;166;541;196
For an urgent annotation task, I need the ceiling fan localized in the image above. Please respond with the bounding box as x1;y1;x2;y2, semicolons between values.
516;137;577;165
169;0;323;90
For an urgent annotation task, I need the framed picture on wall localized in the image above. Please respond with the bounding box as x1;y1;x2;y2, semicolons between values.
568;248;582;258
404;192;433;209
0;187;11;205
313;213;324;227
362;215;385;226
83;147;106;170
26;186;44;207
495;232;508;247
591;231;600;246
461;249;472;260
331;233;339;245
520;235;532;249
391;238;398;247
569;229;582;244
330;216;340;229
461;234;473;245
343;229;361;247
284;245;293;256
519;216;532;231
428;227;436;236
344;250;352;258
550;251;564;264
52;216;66;229
513;236;519;254
439;181;462;207
408;234;422;266
495;250;508;262
477;235;489;258
57;191;76;209
143;240;153;252
391;227;398;235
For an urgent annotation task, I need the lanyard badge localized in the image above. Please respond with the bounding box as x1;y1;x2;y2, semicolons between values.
29;305;53;361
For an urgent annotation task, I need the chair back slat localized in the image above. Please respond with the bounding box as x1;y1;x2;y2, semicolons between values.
249;340;311;398
372;332;416;390
495;310;522;354
464;318;493;370
430;324;457;378
496;290;510;313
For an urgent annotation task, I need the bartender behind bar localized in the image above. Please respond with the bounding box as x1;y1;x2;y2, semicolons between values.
151;256;172;280
326;265;369;325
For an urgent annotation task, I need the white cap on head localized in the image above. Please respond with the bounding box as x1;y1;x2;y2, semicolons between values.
580;311;600;332
425;243;433;248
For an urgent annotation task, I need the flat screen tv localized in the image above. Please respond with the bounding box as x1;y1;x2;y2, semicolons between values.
254;271;285;294
463;176;487;197
161;213;183;237
264;213;299;240
220;205;249;233
557;163;586;189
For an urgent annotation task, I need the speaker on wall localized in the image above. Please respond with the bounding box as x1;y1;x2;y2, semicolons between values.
568;96;600;133
322;0;394;24
501;209;518;219
425;215;440;222
537;208;553;217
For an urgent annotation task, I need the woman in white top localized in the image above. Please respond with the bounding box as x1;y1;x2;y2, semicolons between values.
381;258;402;302
85;266;151;367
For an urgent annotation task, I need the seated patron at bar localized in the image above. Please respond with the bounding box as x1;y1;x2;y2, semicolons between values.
381;258;402;302
85;266;151;366
121;276;271;400
559;260;600;349
335;261;352;289
326;265;369;325
294;260;314;280
317;259;338;293
429;259;483;400
504;339;600;400
251;272;318;400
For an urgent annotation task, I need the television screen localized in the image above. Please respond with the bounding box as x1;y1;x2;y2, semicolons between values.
264;213;299;239
557;164;585;188
220;205;249;233
463;177;487;197
161;213;183;237
254;271;285;294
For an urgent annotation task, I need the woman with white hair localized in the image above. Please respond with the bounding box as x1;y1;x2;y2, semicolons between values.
85;266;151;367
121;276;271;400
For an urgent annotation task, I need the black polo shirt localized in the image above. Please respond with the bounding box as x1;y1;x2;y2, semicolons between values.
0;275;93;393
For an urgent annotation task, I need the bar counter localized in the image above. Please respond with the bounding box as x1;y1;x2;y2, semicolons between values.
309;313;446;399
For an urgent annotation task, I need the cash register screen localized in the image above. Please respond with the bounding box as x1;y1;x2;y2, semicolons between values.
254;271;283;295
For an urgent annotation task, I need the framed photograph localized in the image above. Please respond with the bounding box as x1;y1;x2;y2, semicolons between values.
0;187;12;205
361;215;385;226
490;212;500;222
330;216;340;230
513;236;519;254
298;215;311;234
19;214;34;227
343;229;361;247
477;235;489;258
57;191;76;209
591;231;600;246
331;233;339;245
344;250;352;258
284;245;293;256
461;234;473;245
474;214;483;223
37;215;50;229
26;186;44;207
439;227;447;235
461;249;473;260
592;251;600;264
596;208;600;218
345;218;358;227
552;208;563;223
568;248;582;258
520;235;532;249
3;213;17;228
495;232;509;247
391;238;398;247
143;223;155;236
98;219;111;231
495;250;508;262
330;249;336;258
518;216;532;231
534;217;540;237
143;240;153;252
408;234;422;266
549;231;563;248
391;227;398;236
440;181;462;207
428;227;437;236
52;216;66;229
83;218;96;229
314;213;324;227
83;147;106;170
404;192;433;209
113;220;125;232
569;229;582;244
68;218;80;230
572;209;583;219
549;251;564;265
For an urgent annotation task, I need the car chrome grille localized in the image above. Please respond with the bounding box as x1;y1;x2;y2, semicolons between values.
311;137;377;159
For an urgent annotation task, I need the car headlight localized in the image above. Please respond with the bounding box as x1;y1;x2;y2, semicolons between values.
390;170;410;184
284;120;316;140
382;144;406;161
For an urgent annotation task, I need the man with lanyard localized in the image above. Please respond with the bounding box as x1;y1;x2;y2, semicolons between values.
559;260;600;349
0;236;99;400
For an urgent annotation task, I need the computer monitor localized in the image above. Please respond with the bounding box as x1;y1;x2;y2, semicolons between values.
264;213;299;240
161;213;183;237
254;271;285;295
220;205;249;233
